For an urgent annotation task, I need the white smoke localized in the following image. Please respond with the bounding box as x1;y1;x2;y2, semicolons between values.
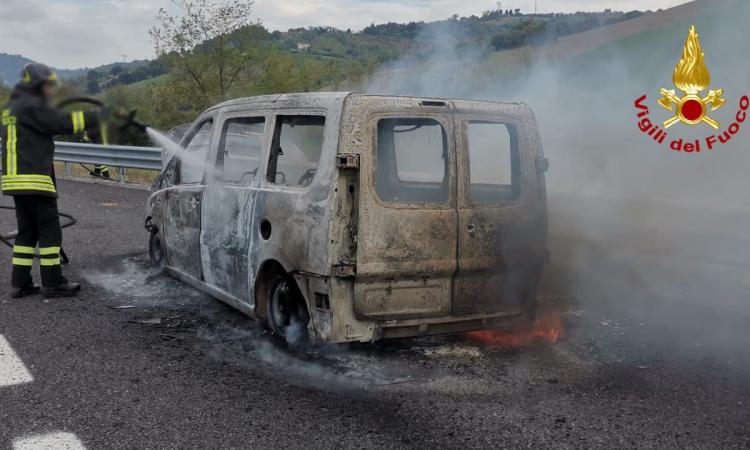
363;0;750;362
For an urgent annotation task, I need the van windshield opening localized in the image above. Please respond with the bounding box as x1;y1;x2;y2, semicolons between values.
376;118;449;203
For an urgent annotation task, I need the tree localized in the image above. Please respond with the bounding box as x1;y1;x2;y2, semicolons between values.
491;20;549;51
86;70;102;94
149;0;266;106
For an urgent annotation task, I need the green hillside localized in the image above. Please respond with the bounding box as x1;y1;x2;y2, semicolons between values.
566;0;748;90
0;53;35;85
2;7;643;90
4;4;705;145
0;52;155;87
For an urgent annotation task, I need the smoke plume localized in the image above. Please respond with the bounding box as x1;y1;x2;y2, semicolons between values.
364;0;750;363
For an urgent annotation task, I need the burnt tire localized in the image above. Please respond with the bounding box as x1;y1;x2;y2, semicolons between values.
148;230;166;273
267;275;310;343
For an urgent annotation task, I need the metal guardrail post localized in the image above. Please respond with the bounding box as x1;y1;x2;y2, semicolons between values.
64;162;72;178
119;168;127;184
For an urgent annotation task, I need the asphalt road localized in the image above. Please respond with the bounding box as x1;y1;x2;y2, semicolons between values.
1;180;749;449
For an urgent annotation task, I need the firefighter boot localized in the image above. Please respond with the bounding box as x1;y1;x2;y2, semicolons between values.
11;284;41;299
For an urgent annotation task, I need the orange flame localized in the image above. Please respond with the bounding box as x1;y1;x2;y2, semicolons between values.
465;312;563;348
673;26;710;94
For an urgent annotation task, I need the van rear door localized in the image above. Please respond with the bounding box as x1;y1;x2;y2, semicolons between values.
352;100;458;320
452;103;546;315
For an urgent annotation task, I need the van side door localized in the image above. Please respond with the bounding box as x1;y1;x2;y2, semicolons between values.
163;118;215;281
200;113;268;300
452;104;546;316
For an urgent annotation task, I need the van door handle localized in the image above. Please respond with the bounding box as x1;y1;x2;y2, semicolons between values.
466;223;477;235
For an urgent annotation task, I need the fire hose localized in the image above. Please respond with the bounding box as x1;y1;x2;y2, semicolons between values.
0;97;147;264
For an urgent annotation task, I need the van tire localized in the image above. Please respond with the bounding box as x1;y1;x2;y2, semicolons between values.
267;275;310;343
148;230;166;273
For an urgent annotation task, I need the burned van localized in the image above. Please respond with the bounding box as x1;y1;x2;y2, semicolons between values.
145;92;549;343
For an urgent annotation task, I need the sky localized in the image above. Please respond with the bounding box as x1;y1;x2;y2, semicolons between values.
0;0;688;69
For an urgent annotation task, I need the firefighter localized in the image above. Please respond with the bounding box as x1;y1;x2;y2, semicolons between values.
2;63;103;298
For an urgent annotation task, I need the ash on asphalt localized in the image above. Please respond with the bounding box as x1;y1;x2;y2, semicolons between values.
81;253;750;447
84;254;538;389
85;255;450;388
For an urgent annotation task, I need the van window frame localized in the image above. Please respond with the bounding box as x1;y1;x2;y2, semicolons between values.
176;117;215;186
263;110;328;191
458;116;526;209
370;113;456;210
213;111;270;186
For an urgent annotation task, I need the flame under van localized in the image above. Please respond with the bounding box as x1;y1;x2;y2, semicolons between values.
145;92;549;343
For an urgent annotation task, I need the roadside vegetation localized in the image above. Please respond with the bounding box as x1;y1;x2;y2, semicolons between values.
0;84;9;105
36;0;644;143
0;1;657;145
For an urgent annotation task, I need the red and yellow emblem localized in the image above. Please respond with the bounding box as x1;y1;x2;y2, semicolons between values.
658;26;725;129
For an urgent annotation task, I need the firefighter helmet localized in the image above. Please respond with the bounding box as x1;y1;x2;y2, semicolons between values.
20;63;59;88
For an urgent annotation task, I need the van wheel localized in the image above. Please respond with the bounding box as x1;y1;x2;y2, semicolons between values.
148;230;166;272
268;275;310;343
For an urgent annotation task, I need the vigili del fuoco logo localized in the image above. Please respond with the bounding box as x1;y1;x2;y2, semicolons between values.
634;26;748;153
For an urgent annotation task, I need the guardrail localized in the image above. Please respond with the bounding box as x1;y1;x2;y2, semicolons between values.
54;142;163;171
1;142;163;184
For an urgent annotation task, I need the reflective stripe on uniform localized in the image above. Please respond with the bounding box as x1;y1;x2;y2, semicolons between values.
38;246;61;256
6;124;17;176
71;111;79;132
100;123;109;145
1;174;57;193
1;178;56;186
1;184;57;193
39;246;61;266
13;245;35;254
71;111;85;133
2;174;55;184
12;257;34;267
2;110;14;176
0;183;57;193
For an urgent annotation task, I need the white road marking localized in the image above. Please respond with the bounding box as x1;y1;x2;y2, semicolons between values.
0;334;33;387
12;432;87;450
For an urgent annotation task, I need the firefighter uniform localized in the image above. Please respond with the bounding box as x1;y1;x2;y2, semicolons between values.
2;63;100;297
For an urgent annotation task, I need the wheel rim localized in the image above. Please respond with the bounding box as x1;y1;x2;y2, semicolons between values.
269;279;293;335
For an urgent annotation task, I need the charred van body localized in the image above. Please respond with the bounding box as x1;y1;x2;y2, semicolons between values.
145;93;549;343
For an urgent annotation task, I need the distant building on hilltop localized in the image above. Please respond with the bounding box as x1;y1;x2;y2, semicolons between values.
296;43;311;51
